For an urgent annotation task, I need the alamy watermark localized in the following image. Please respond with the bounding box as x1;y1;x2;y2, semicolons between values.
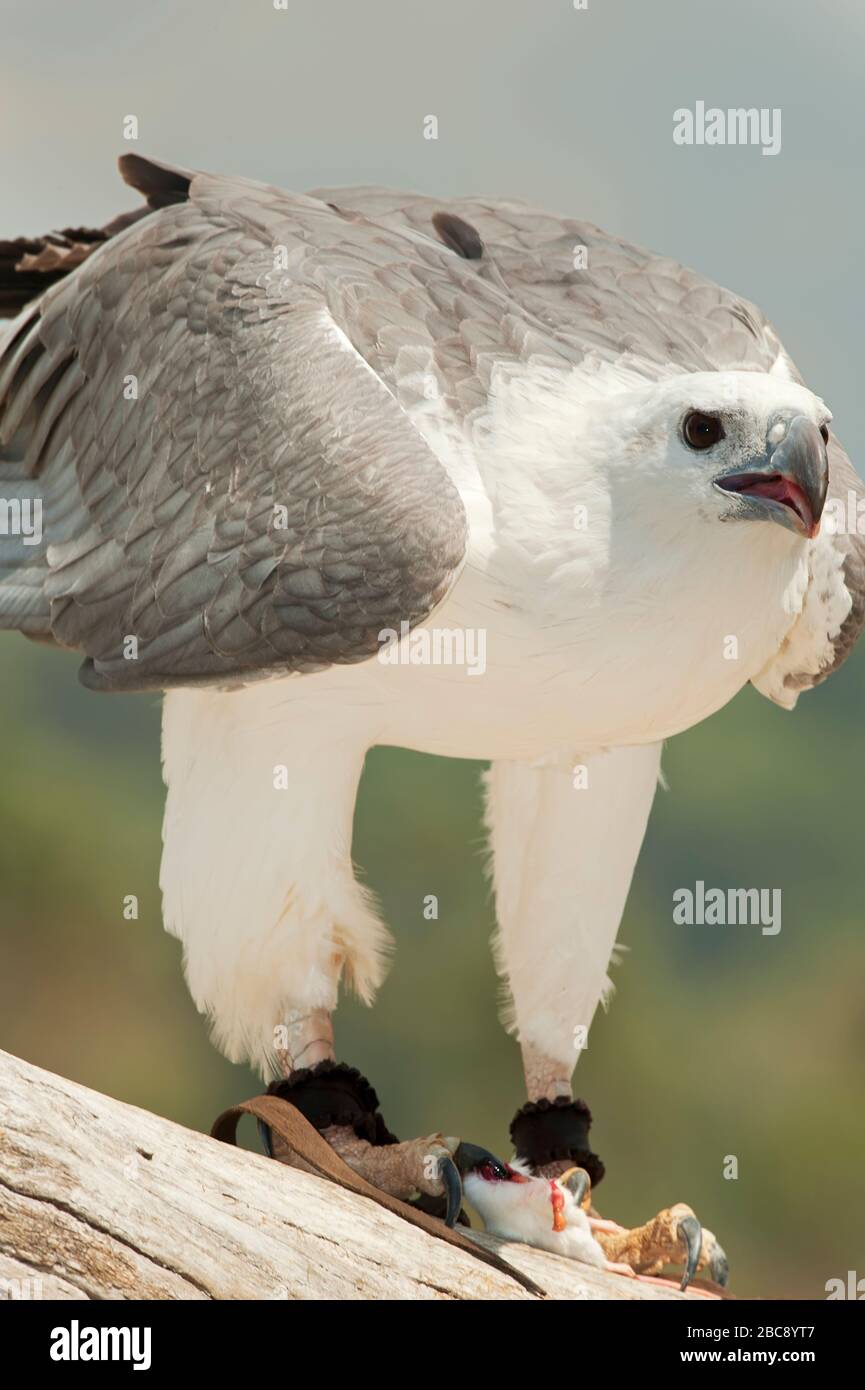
50;1321;151;1370
0;496;42;545
823;491;865;536
674;102;781;157
378;620;486;676
673;881;781;936
1;1276;43;1299
826;1271;864;1299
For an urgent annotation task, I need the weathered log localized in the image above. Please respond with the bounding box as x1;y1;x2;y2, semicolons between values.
0;1049;702;1301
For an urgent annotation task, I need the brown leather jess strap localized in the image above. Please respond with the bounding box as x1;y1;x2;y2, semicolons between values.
211;1093;544;1298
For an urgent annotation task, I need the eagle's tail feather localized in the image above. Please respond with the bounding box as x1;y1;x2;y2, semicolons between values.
0;230;106;320
0;154;193;322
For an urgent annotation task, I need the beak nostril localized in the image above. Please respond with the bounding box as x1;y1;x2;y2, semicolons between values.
716;415;828;538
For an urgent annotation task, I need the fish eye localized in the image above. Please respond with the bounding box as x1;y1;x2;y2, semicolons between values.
681;410;725;451
480;1159;509;1182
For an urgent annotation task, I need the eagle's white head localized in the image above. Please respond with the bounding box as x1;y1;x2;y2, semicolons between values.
613;369;830;542
484;364;831;561
479;365;839;745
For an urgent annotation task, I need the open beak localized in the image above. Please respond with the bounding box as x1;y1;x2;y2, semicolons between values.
714;415;828;539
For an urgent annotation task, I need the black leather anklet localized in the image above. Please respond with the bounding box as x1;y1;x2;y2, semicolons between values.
510;1097;605;1187
265;1061;469;1224
267;1061;398;1146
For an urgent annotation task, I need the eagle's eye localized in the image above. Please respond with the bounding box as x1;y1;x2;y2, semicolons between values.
681;410;725;451
820;423;830;446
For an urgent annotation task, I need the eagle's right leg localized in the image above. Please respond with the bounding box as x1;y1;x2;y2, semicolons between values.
160;682;499;1221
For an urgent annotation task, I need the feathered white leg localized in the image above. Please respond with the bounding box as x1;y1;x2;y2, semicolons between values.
160;680;503;1212
160;680;388;1075
484;743;663;1092
483;744;728;1289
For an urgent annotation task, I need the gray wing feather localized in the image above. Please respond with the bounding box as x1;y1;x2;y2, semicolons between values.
0;166;469;690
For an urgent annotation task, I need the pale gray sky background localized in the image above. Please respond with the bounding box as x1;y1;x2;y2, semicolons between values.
2;4;864;1295
2;0;862;455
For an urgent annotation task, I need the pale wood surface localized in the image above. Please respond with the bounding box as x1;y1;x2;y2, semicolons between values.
0;1049;702;1301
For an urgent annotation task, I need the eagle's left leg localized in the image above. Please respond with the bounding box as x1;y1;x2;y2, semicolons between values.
161;683;503;1223
263;1004;475;1220
484;745;728;1288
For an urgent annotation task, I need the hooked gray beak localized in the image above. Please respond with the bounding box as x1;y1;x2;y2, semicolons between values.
714;415;829;539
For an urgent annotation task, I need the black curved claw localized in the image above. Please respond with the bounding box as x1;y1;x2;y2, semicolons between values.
561;1167;591;1206
710;1240;730;1288
257;1118;274;1159
440;1155;464;1228
452;1142;510;1179
677;1214;703;1292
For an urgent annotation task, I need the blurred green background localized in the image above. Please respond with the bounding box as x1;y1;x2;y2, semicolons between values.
1;635;863;1298
2;0;864;1300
